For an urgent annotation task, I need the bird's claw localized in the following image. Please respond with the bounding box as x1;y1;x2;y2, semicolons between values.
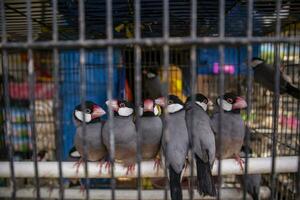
105;161;111;173
79;184;86;196
234;154;245;171
73;159;84;174
125;164;135;175
153;157;162;173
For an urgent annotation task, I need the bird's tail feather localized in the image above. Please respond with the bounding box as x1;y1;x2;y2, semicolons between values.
286;83;300;100
195;154;216;196
169;166;183;200
251;189;259;200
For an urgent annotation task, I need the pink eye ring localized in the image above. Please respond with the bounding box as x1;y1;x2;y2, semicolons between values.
227;98;233;103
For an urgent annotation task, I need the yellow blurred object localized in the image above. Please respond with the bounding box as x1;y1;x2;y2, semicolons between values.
115;24;125;32
159;65;186;101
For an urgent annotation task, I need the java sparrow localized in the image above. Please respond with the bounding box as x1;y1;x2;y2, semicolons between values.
139;98;163;169
73;101;107;172
211;92;247;170
185;93;216;196
236;146;261;200
156;95;189;200
102;99;137;175
142;68;163;99
250;57;300;99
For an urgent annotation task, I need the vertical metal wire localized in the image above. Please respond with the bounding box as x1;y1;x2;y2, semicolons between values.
78;0;89;199
106;0;115;199
52;0;64;199
26;0;40;198
1;1;16;198
134;0;142;199
271;1;282;199
162;0;170;199
243;0;253;199
217;0;225;199
189;0;197;199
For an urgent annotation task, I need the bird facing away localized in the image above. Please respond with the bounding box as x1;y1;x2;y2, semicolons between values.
236;146;261;200
250;57;300;99
142;68;163;99
139;98;163;169
73;101;107;172
102;99;137;175
211;92;247;170
156;95;189;200
185;93;216;196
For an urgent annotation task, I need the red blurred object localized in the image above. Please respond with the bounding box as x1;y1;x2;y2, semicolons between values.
9;82;54;100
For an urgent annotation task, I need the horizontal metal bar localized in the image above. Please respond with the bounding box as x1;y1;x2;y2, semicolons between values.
0;187;271;200
1;36;300;49
0;156;297;178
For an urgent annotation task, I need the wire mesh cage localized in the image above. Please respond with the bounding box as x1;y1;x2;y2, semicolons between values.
0;0;300;200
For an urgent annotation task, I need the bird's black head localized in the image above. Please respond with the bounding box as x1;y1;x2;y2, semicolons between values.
106;99;134;117
166;95;184;114
251;57;264;68
74;101;106;123
216;92;247;113
186;93;212;111
140;99;161;117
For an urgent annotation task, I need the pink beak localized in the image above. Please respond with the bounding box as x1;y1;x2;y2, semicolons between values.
232;97;247;110
144;99;154;112
91;105;106;119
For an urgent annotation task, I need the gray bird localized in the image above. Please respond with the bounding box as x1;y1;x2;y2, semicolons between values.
156;95;189;200
142;68;163;99
102;99;137;175
211;92;247;170
185;93;216;196
236;146;261;200
250;57;300;99
139;98;163;167
73;101;107;171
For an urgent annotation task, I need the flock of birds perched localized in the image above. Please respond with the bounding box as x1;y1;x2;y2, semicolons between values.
68;57;299;200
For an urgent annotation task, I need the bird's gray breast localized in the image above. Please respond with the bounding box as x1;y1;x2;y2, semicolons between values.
140;116;163;159
186;107;215;165
74;122;106;161
163;111;189;173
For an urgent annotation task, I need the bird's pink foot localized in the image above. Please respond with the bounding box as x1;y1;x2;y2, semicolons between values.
97;161;103;174
153;157;162;173
104;161;111;173
73;158;84;174
125;164;135;175
79;184;86;196
234;154;245;171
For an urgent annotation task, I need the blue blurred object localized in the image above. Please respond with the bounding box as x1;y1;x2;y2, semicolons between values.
197;46;260;75
59;49;125;159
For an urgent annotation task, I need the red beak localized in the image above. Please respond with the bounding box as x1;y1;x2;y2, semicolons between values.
144;99;154;112
91;105;106;119
232;97;247;109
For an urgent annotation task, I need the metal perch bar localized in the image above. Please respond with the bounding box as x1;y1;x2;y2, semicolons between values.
0;156;297;178
0;187;271;200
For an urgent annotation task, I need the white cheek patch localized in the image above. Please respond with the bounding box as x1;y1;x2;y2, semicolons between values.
70;150;81;158
167;103;183;113
217;99;232;111
118;107;134;116
74;110;92;123
196;101;207;111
